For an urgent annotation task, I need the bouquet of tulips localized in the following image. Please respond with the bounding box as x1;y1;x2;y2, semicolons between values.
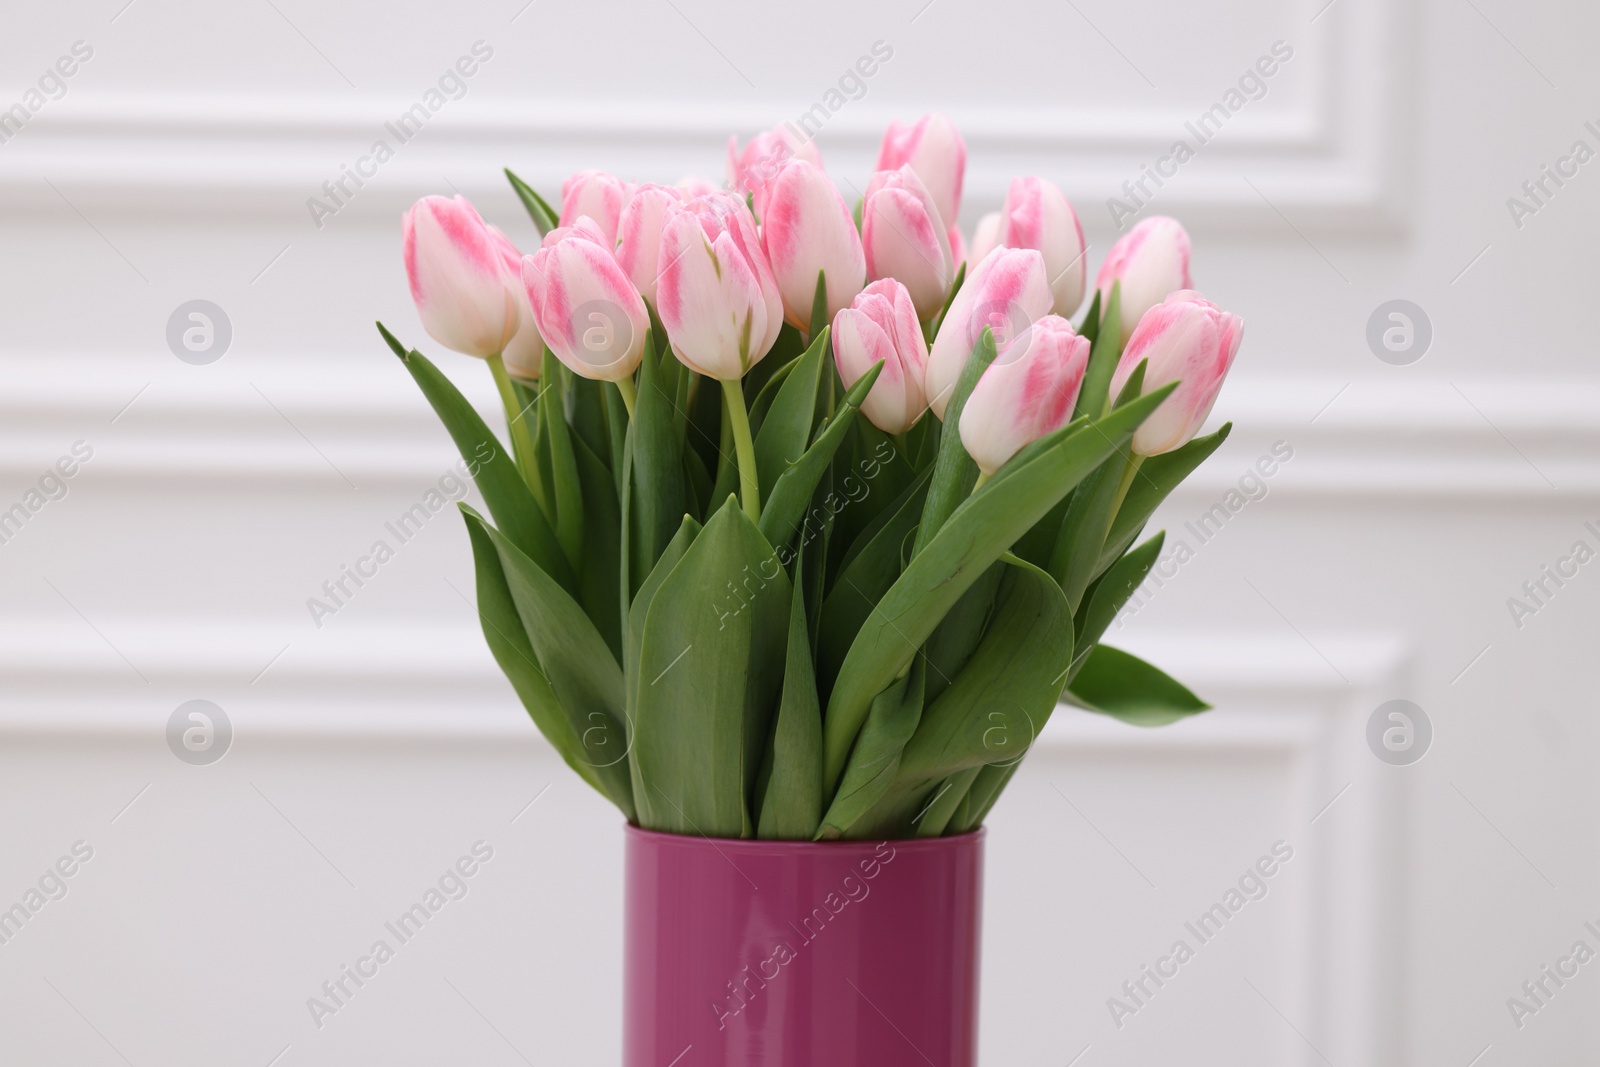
376;115;1242;840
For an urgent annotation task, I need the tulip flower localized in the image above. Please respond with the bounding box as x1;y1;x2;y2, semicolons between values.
947;224;967;273
761;159;867;328
616;184;683;306
969;212;1001;267
403;195;522;359
559;169;630;246
924;246;1053;420
960;316;1091;476
861;166;954;322
488;225;545;381
522;216;650;388
727;125;823;219
656;192;784;381
998;176;1087;318
1096;215;1192;339
1109;290;1242;456
676;175;721;199
875;113;966;229
832;279;929;435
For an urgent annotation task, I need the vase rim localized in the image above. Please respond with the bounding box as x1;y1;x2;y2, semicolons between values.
624;822;985;854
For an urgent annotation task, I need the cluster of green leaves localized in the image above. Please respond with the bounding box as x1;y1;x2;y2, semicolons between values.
374;172;1230;840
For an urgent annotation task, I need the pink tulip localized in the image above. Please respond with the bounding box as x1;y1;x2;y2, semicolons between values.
559;169;630;246
947;223;967;273
761;159;866;329
522;216;650;382
616;184;683;305
875;113;966;229
960;316;1091;476
656;192;784;380
924;246;1053;420
832;279;929;435
1095;216;1192;339
999;176;1087;318
968;212;1001;268
861;166;954;322
403;195;522;359
676;175;721;199
488;225;545;380
1109;290;1242;456
727;125;823;219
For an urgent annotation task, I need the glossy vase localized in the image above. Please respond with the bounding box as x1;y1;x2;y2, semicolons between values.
623;825;984;1066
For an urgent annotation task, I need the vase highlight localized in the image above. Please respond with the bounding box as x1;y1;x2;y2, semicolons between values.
624;826;984;1066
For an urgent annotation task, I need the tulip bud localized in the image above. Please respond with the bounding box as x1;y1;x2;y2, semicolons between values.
488;225;545;381
861;166;954;322
999;176;1087;318
832;279;929;435
969;211;1002;267
657;193;784;380
875;113;966;229
947;223;967;274
403;195;522;359
559;169;630;246
522;216;650;382
616;184;683;306
676;175;721;199
1109;290;1242;456
727;125;823;219
924;246;1053;420
960;316;1091;476
761;159;867;328
1095;215;1192;339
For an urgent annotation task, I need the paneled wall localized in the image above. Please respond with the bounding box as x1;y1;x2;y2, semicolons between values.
2;0;1597;1063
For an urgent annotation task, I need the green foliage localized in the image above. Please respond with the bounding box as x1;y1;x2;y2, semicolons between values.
380;292;1222;839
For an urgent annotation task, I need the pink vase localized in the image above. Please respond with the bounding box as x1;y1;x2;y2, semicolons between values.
623;825;984;1066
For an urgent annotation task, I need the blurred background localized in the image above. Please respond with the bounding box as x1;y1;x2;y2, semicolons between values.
2;0;1597;1063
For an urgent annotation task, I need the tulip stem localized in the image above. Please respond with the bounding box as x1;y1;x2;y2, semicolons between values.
614;375;637;419
721;377;761;523
1108;454;1144;524
971;470;991;493
488;353;549;514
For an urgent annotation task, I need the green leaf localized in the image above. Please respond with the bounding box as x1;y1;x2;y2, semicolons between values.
1076;289;1103;346
624;515;701;827
949;761;1013;833
460;505;634;810
756;553;824;840
378;324;576;597
817;658;926;839
1073;533;1164;674
822;384;1175;789
808;270;830;341
1073;282;1121;421
1050;361;1146;609
1067;645;1210;726
757;360;882;552
541;352;585;572
843;555;1072;838
816;466;932;693
628;331;688;597
632;498;791;836
460;509;632;817
915;767;981;837
1101;424;1232;571
505;168;559;234
743;323;805;409
753;325;829;503
921;561;1004;707
572;432;624;660
748;357;798;436
913;326;998;557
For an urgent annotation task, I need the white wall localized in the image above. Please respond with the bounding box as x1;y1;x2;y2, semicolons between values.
2;0;1598;1063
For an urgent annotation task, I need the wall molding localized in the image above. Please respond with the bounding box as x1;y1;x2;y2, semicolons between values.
4;358;1595;499
0;0;1408;232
